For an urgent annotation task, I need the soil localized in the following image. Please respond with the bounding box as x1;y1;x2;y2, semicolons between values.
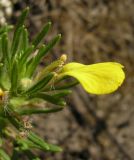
7;0;134;159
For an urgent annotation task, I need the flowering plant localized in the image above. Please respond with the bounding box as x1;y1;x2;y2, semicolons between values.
0;8;125;159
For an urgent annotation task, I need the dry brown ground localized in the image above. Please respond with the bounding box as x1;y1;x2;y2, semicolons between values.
8;0;134;159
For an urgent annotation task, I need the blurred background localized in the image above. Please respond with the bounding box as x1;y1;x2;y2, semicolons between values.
1;0;134;159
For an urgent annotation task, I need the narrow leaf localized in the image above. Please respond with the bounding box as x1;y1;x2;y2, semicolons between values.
28;132;62;152
32;22;51;47
44;80;79;91
19;45;34;66
11;7;29;59
26;45;46;77
32;93;66;106
24;73;54;95
39;34;61;58
34;34;61;62
10;60;18;94
19;27;29;52
1;33;10;64
11;26;24;58
0;149;10;160
53;90;72;98
11;148;20;160
28;132;50;150
26;34;61;77
17;106;64;115
15;7;29;31
0;37;2;60
24;150;41;160
0;25;13;35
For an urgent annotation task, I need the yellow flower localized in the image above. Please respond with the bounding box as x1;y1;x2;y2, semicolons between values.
60;62;125;95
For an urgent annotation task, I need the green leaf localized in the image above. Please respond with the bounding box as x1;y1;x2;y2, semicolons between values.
28;132;62;152
32;93;66;106
0;37;2;60
17;106;64;115
24;150;40;160
38;34;61;57
27;34;61;77
19;27;29;52
1;33;10;64
32;22;51;47
45;80;79;91
15;7;29;31
0;25;13;35
0;149;10;160
17;138;42;150
11;26;24;59
26;45;46;77
0;117;7;130
17;134;62;153
53;90;72;98
0;66;11;90
24;73;54;95
11;148;20;160
19;45;34;67
10;60;19;94
23;28;29;50
6;107;23;129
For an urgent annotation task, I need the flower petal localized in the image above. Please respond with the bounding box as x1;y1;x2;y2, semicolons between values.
61;62;125;94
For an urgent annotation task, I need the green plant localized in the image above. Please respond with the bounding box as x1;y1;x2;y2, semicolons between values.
0;7;125;159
